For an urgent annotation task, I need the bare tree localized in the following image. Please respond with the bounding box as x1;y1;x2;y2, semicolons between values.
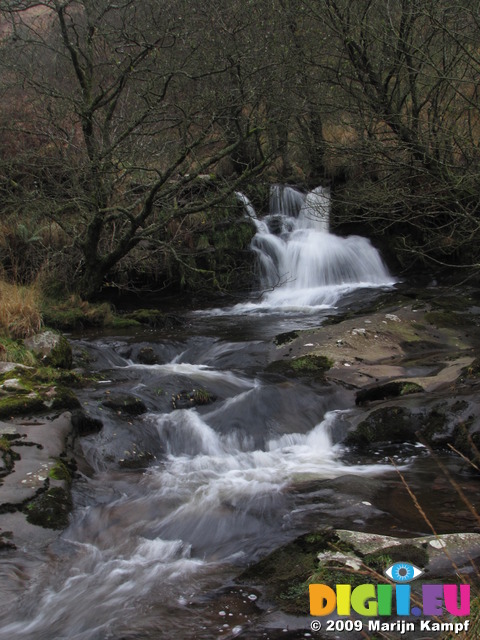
0;0;267;297
303;0;480;269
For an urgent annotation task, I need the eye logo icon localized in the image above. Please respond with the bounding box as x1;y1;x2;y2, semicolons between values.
384;562;424;583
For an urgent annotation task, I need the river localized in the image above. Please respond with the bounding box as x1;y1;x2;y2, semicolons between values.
1;186;478;639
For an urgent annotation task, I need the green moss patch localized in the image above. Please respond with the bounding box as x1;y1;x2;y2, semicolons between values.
48;459;73;483
0;394;45;419
266;354;333;378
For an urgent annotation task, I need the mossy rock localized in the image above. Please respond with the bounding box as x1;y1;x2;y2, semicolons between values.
24;486;73;529
0;393;45;419
239;529;345;615
355;381;424;406
273;330;299;346
266;355;333;378
24;331;73;369
46;386;80;411
346;407;419;448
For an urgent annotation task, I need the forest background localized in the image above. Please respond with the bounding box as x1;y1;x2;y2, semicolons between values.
1;0;480;325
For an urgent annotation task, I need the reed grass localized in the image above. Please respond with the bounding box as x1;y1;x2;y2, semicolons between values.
0;276;43;340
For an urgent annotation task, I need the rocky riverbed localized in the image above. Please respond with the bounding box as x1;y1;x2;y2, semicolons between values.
1;284;480;639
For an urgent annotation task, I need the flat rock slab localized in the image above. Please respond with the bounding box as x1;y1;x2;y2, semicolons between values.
334;529;480;579
0;412;73;546
272;304;474;392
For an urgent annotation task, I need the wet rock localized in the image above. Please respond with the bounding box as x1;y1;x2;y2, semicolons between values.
346;395;480;450
239;528;480;616
24;331;73;369
137;347;157;365
355;380;424;405
346;406;420;447
71;409;103;436
118;451;156;469
102;393;147;415
23;487;73;529
273;330;299;346
171;388;216;410
239;529;339;615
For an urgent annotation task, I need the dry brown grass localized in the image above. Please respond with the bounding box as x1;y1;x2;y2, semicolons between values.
0;276;43;339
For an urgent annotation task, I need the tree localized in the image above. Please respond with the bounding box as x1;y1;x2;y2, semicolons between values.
0;0;267;298
303;0;480;269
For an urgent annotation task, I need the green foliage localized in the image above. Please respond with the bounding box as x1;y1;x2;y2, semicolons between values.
0;337;37;365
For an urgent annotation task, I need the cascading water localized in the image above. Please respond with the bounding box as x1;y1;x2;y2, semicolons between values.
0;187;400;640
237;185;394;311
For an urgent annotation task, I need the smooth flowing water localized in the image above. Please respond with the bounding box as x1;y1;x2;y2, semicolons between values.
0;187;468;639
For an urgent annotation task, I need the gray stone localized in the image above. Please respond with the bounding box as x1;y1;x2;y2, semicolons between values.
24;331;73;369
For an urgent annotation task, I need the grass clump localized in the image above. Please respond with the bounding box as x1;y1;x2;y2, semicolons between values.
0;337;37;365
0;277;42;339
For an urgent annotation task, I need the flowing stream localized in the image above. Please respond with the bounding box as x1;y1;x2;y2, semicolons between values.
0;187;471;639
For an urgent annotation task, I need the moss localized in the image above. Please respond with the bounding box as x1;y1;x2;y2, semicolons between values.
124;309;167;326
266;354;333;378
110;317;141;329
0;394;45;419
23;486;72;529
42;297;115;330
48;459;72;483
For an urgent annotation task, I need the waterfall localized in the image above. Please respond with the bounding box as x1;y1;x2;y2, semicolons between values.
238;185;394;310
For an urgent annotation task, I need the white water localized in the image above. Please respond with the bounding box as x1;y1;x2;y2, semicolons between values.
0;186;399;640
233;185;394;312
1;399;393;640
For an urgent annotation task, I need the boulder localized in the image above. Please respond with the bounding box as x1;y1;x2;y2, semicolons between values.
102;393;147;416
24;331;73;369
